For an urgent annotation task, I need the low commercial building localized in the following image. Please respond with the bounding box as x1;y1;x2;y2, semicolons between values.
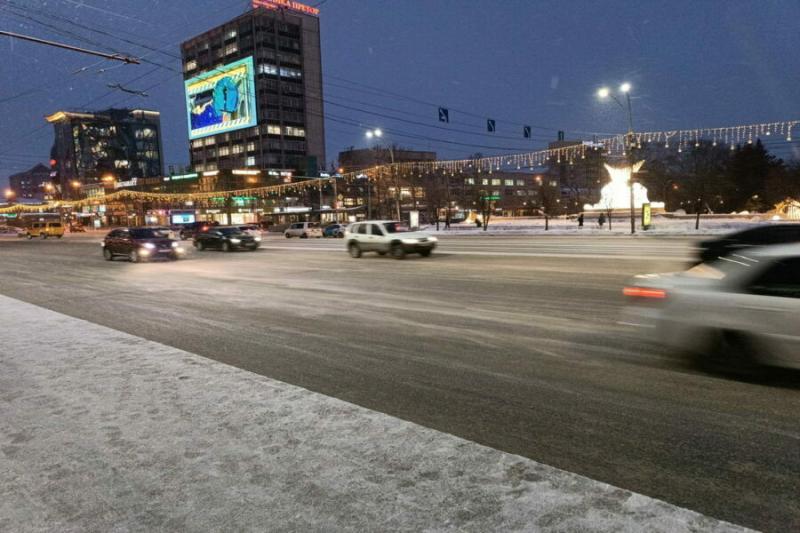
8;163;51;201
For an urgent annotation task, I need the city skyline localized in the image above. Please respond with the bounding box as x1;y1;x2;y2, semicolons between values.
2;0;800;188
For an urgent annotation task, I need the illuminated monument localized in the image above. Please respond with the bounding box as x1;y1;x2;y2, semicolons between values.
584;161;664;212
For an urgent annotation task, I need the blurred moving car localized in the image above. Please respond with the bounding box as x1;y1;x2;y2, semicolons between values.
237;224;262;238
26;221;64;239
696;224;800;263
623;244;800;372
345;220;437;259
194;226;260;252
102;227;185;262
323;223;347;238
0;226;24;238
175;220;218;240
284;221;322;238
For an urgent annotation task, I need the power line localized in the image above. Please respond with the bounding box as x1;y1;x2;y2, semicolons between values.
0;30;140;63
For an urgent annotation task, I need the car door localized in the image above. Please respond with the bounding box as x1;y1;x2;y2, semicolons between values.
737;257;800;367
115;230;132;254
356;223;370;250
370;223;387;252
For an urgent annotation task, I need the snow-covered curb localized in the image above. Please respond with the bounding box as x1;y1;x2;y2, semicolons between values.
0;296;750;532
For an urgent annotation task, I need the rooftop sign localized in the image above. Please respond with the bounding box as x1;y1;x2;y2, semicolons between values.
252;0;319;16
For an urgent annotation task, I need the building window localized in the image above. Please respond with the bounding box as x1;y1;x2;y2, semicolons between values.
226;29;237;40
232;144;244;154
481;178;489;185
465;177;475;185
246;142;256;152
225;44;238;55
246;156;255;166
284;126;305;137
218;146;230;156
204;137;215;146
191;140;203;148
258;64;278;75
267;124;281;135
279;67;302;79
516;179;526;186
184;59;197;72
491;179;501;186
504;179;514;186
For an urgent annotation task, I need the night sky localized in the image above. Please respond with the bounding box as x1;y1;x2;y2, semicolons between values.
2;0;799;188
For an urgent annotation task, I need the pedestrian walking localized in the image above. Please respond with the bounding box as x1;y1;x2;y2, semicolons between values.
577;213;584;228
598;213;606;227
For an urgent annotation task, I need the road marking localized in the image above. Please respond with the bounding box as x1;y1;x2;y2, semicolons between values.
0;295;749;532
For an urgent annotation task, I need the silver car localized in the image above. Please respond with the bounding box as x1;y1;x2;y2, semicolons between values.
345;220;437;259
284;221;322;238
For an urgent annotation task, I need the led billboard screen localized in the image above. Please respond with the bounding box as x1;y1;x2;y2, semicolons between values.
185;56;257;140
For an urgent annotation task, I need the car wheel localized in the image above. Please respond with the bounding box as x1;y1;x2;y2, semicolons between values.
695;329;760;376
26;233;32;240
169;252;179;261
41;233;47;239
222;241;232;252
420;249;432;257
377;251;387;256
285;233;291;238
56;235;63;239
337;232;344;238
348;242;362;258
103;248;113;261
391;242;405;259
196;241;205;251
301;233;308;239
130;250;140;263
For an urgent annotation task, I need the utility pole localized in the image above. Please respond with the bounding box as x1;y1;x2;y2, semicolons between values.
0;31;140;64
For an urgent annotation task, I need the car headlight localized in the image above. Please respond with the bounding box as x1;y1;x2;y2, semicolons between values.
171;241;180;248
230;238;241;244
254;236;262;242
428;236;438;242
401;238;419;245
143;242;156;250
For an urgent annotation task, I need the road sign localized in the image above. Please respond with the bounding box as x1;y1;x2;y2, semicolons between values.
438;107;449;123
487;119;496;132
523;125;531;138
481;195;501;201
642;203;652;229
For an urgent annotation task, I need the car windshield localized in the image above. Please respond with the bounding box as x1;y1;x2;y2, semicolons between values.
130;228;170;239
685;254;761;280
219;227;242;235
383;222;409;233
308;222;320;228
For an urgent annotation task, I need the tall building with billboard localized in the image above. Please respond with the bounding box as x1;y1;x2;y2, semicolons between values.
180;0;325;181
46;108;163;198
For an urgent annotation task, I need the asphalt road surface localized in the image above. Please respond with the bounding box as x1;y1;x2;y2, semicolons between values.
1;233;798;532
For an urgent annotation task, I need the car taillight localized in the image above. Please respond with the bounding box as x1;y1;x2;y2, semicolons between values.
623;287;667;299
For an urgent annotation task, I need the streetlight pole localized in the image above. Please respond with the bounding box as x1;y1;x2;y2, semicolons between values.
598;82;636;234
366;128;400;221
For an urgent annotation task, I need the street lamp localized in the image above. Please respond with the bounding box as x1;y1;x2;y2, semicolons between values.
365;128;399;220
4;188;15;205
597;81;636;233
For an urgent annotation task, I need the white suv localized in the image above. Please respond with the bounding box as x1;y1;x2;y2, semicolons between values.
345;220;437;259
284;221;322;238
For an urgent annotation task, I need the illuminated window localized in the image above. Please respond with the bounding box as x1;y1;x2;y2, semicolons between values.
191;140;203;148
481;179;489;185
280;67;302;79
225;44;238;55
284;126;305;137
516;180;525;186
246;142;256;151
218;146;230;156
258;64;278;75
246;156;255;166
232;144;244;154
504;179;514;186
204;137;215;146
226;30;237;40
491;179;501;186
184;60;197;72
267;124;281;135
465;177;475;185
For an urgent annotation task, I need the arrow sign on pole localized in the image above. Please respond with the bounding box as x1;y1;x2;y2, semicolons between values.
523;126;531;138
487;119;496;133
438;107;449;123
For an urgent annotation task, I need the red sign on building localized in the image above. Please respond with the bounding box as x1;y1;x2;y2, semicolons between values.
252;0;320;16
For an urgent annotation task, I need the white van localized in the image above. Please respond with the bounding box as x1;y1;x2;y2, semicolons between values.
284;221;322;238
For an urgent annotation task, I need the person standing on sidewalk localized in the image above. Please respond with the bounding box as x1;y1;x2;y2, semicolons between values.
577;213;584;228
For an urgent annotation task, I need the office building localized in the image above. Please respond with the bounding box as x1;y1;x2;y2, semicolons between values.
8;163;51;201
181;0;325;180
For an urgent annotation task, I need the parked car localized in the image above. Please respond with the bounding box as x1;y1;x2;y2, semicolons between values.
194;226;260;252
0;226;24;238
102;227;185;262
284;221;322;238
622;243;800;373
323;223;347;238
26;221;65;239
696;224;800;264
175;221;218;240
345;220;437;259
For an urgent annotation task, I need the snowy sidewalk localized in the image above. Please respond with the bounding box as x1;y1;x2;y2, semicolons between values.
0;295;749;532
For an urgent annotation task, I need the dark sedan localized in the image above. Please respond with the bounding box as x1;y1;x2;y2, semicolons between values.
696;223;800;263
194;226;261;252
102;227;185;262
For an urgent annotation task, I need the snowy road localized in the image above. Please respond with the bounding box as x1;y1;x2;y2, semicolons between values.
0;234;798;531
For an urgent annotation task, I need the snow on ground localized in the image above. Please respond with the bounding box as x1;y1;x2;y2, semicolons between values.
422;216;790;236
0;295;750;532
